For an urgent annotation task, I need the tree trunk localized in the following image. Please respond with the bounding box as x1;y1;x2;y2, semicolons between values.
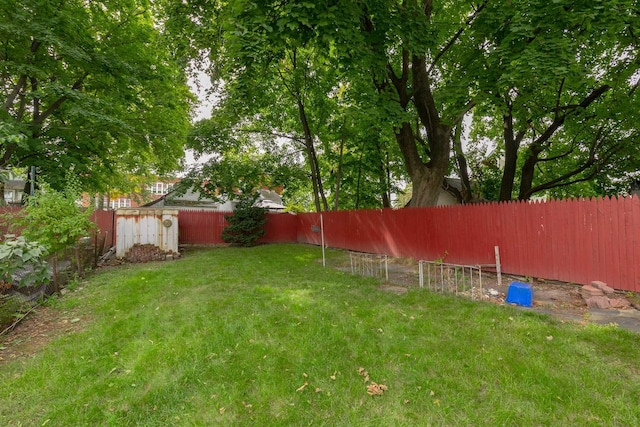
376;142;391;208
355;148;364;210
333;130;345;211
518;145;542;200
297;99;328;212
453;123;473;203
499;113;520;201
403;55;452;207
394;122;449;207
75;245;84;278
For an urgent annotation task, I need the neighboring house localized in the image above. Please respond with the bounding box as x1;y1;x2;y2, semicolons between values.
254;189;286;211
4;179;26;206
438;178;465;206
84;179;179;210
438;177;489;206
145;187;286;212
145;187;232;210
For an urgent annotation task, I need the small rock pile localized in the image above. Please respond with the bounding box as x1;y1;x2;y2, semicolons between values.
581;280;630;309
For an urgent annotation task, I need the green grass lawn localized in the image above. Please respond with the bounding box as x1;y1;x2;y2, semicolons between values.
1;244;639;426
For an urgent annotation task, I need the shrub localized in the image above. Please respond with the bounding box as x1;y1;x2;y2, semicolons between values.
14;175;95;288
17;181;94;256
0;235;49;289
221;196;267;247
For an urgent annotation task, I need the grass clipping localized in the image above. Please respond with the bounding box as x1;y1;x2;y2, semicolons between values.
358;367;388;397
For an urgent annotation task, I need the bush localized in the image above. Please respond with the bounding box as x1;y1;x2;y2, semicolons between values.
17;180;95;256
0;235;49;290
221;196;267;247
13;175;96;287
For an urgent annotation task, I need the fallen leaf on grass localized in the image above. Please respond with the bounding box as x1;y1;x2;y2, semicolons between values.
219;407;226;415
366;382;388;396
296;381;308;392
357;367;370;382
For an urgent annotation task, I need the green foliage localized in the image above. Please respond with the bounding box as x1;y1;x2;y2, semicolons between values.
467;0;640;200
16;175;95;256
174;0;639;206
182;118;309;207
221;196;267;247
0;0;193;195
0;235;49;289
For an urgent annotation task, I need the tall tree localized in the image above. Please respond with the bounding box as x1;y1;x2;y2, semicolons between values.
171;0;639;208
338;0;487;206
467;0;640;200
0;0;193;199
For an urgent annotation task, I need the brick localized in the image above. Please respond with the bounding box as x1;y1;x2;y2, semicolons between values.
585;296;611;309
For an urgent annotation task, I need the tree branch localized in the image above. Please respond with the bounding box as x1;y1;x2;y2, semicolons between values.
532;85;611;148
3;75;27;112
33;75;87;126
428;0;488;74
526;128;621;197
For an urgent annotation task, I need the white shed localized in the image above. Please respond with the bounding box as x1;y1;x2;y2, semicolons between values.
115;208;179;258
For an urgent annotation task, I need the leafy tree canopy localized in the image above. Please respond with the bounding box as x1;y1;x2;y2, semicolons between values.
1;0;194;195
170;0;639;207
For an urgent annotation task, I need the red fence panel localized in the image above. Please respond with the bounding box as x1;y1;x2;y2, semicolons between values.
297;197;640;292
178;210;228;245
91;210;116;248
0;207;22;238
260;213;298;243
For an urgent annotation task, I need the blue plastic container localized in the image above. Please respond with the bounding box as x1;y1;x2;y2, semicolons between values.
506;281;533;307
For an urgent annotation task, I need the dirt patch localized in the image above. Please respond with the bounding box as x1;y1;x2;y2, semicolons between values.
0;304;87;365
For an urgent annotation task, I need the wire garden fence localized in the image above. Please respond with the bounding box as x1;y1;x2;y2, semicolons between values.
348;251;501;301
349;252;389;280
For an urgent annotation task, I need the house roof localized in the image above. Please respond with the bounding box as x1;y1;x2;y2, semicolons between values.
144;187;221;209
144;187;286;211
5;180;26;191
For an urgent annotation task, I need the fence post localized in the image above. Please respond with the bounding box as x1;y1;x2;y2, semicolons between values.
494;246;502;287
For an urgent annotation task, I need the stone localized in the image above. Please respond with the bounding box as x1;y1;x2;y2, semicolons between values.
585;296;610;309
609;298;631;309
591;281;615;295
581;285;605;298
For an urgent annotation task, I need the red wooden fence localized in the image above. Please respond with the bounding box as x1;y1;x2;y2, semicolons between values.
297;197;640;292
92;210;116;248
178;210;228;245
175;210;299;245
0;206;22;237
2;197;639;291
